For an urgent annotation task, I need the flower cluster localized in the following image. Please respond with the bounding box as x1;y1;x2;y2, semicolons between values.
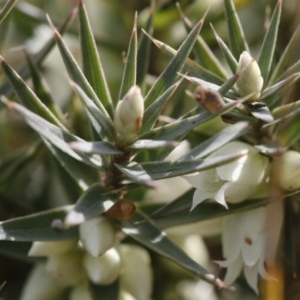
21;216;152;300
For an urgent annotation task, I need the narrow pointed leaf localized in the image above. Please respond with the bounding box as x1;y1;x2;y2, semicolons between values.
211;24;238;73
69;141;122;155
4;99;103;169
140;81;181;135
49;18;110;119
71;82;115;142
270;25;300;84
64;184;118;226
218;73;239;95
144;17;205;107
180;122;249;160
117;211;231;289
247;103;274;123
119;13;138;99
260;73;300;101
0;7;77;102
145;32;224;85
141;100;240;141
257;0;282;84
114;163;157;189
0;56;66;129
0;0;17;24
127;139;179;151
79;0;114;117
223;0;249;59
0;206;77;241
137;0;154;86
123;151;246;180
25;52;65;122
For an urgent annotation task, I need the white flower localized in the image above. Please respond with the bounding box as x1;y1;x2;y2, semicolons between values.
120;244;153;300
272;150;300;191
83;247;121;285
184;141;269;209
114;85;144;146
217;203;283;293
79;216;115;257
236;51;264;101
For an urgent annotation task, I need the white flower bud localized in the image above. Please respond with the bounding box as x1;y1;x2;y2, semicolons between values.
120;244;152;300
236;51;263;101
114;85;144;146
28;240;77;257
272;150;300;191
45;250;85;287
79;216;115;257
83;247;121;285
20;264;65;300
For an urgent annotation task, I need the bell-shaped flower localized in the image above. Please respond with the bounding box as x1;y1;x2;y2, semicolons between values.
120;244;152;300
83;247;121;285
184;141;269;210
114;85;144;146
272;150;300;191
217;203;283;293
79;216;115;257
236;51;264;101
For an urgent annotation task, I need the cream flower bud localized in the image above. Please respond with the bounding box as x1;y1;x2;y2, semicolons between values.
236;51;263;101
114;85;144;146
20;264;65;300
83;247;121;285
272;150;300;191
79;216;115;257
45;250;85;287
28;240;77;257
120;244;152;300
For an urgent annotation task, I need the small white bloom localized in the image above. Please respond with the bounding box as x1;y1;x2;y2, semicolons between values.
80;216;115;257
217;203;283;294
236;51;264;101
83;247;121;285
184;141;269;209
45;250;86;287
20;263;65;300
120;244;152;300
272;150;300;191
28;240;77;257
114;85;144;146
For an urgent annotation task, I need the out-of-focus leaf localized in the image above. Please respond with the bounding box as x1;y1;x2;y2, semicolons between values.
71;82;115;142
278;60;300;82
271;100;300;122
69;141;122;155
119;13;137;100
211;24;238;73
0;0;17;24
270;25;300;84
255;144;285;156
64;184;118;226
3;99;103;169
127;139;179;151
141;100;240;141
114;163;157;189
223;0;249;59
123;151;246;180
218;73;239;96
0;57;65;129
0;241;32;261
79;0;114;118
0;7;77;105
117;211;231;289
140;81;181;135
260;73;300;101
0;206;77;241
89;280;119;300
180;122;249;160
257;0;282;84
247;103;274;123
137;0;154;86
144;15;205;108
25;52;64;122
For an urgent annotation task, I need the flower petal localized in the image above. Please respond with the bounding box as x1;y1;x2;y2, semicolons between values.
242;232;265;267
243;263;260;294
191;189;214;210
222;254;244;284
